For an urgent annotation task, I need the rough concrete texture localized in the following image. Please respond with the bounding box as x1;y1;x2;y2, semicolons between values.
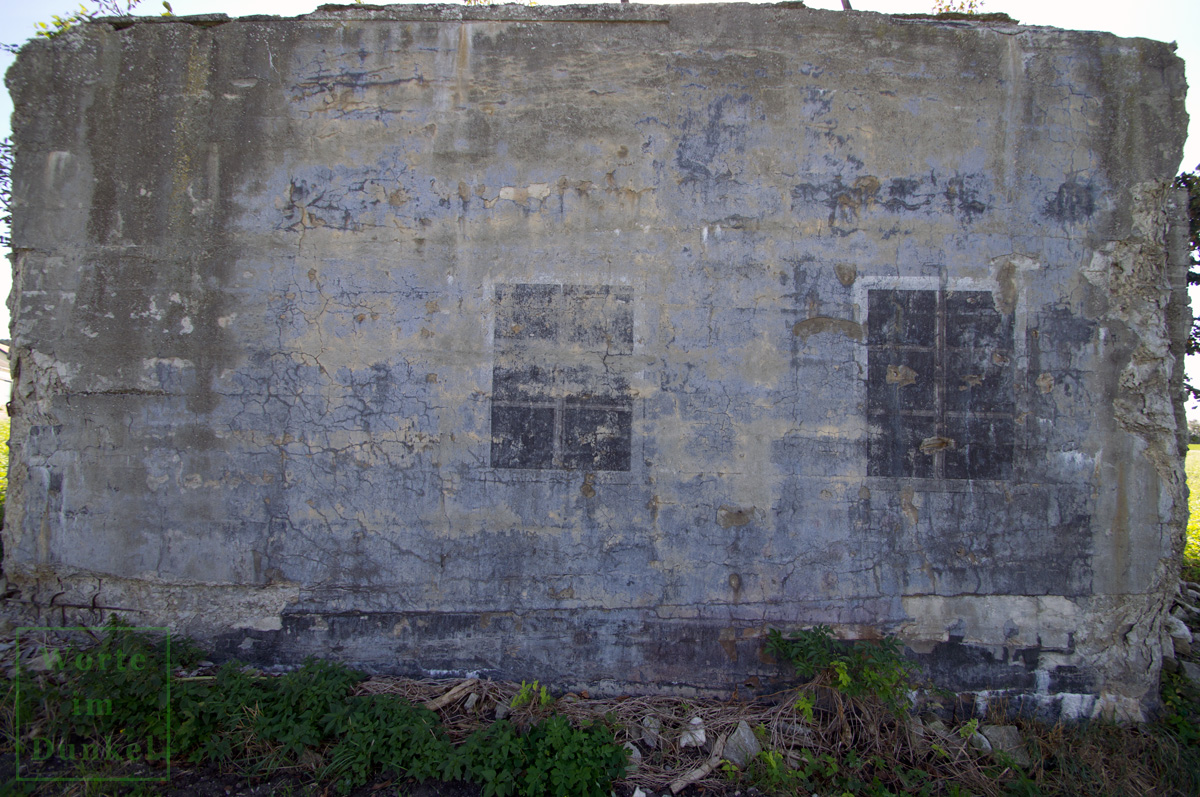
2;3;1190;719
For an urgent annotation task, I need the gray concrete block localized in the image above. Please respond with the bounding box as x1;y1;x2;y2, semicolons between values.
1;3;1188;720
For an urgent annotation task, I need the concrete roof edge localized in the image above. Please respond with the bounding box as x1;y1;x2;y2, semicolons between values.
77;3;1175;47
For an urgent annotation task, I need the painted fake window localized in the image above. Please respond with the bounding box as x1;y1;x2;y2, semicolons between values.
490;284;633;471
866;289;1015;479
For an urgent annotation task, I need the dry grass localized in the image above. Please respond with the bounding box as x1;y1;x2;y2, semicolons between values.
358;673;1005;795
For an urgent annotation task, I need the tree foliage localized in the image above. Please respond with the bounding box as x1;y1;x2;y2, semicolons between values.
1176;166;1200;400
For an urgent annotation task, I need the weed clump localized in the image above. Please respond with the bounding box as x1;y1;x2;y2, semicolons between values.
5;618;1200;796
767;624;915;712
5;621;627;796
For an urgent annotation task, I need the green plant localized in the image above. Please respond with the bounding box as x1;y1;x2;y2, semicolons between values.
792;692;815;723
321;696;452;792
30;1;142;41
932;0;983;13
1184;447;1200;582
445;718;526;797
7;622;633;796
750;749;806;793
173;661;268;763
172;656;365;775
521;714;627;797
1160;669;1200;747
766;626;916;711
9;619;190;784
510;679;553;709
444;714;626;797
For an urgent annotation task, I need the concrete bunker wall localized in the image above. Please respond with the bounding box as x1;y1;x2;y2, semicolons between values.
2;3;1190;719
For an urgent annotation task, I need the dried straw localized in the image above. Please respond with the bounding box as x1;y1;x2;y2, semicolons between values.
354;672;1005;794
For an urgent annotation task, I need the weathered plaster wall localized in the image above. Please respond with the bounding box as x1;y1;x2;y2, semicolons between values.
3;3;1189;718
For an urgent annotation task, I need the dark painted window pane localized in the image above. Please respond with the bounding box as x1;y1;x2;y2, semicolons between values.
867;348;938;414
868;415;938;478
946;290;1012;349
490;406;556;469
495;283;560;341
944;349;1015;414
564;285;634;354
943;415;1014;480
867;289;936;347
562;406;632;471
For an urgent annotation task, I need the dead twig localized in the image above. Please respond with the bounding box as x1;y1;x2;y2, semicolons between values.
422;678;479;712
669;732;726;794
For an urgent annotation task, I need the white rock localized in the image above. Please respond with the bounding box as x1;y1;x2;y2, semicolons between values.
969;731;992;754
923;719;958;741
680;716;706;748
623;742;642;776
1181;661;1200;687
723;720;762;768
780;722;815;744
981;724;1031;768
1166;614;1193;643
640;715;661;749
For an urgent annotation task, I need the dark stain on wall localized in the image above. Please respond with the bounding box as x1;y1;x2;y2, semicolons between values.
1045;178;1096;223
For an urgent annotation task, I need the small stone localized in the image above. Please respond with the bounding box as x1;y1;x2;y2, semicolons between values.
495;702;510;720
464;692;479;710
640;715;661;749
1163;657;1180;674
981;724;1032;768
680;716;706;748
1181;661;1200;687
1174;637;1193;657
623;741;642;776
723;720;762;768
969;731;992;754
1167;614;1193;644
631;789;647;797
924;719;957;741
780;722;815;744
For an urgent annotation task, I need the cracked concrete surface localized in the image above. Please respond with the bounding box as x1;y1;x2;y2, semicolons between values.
1;3;1190;719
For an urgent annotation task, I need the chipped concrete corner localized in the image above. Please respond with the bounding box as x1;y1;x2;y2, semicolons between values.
2;3;1190;720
